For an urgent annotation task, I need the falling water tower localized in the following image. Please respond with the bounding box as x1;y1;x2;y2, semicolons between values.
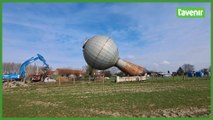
82;35;145;76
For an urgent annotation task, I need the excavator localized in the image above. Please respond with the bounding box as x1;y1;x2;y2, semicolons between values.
3;54;49;82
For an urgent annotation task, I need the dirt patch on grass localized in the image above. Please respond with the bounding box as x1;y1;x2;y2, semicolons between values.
65;85;184;96
27;100;59;107
140;107;210;118
88;109;123;117
35;88;50;93
87;107;210;118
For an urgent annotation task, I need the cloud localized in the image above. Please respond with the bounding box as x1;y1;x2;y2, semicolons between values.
127;55;135;59
161;60;171;65
116;3;210;72
153;63;159;67
3;3;210;72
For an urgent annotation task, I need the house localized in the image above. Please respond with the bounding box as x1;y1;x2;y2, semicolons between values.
54;68;85;79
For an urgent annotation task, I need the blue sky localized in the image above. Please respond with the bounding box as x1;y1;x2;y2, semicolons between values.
3;3;210;72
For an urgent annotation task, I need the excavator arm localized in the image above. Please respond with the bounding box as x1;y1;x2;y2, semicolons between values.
3;54;49;80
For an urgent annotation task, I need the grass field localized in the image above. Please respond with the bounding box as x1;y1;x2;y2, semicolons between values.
2;77;211;118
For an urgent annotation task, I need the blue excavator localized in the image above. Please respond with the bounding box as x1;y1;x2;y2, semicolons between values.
3;54;49;82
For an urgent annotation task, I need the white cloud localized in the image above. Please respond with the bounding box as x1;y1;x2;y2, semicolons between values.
127;55;135;59
3;3;210;72
161;60;171;65
153;63;159;67
112;3;210;72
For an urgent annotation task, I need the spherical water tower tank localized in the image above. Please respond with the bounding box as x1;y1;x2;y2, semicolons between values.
83;35;119;70
83;35;145;76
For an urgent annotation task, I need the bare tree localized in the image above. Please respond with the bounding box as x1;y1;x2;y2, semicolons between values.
209;66;211;72
182;64;194;73
83;65;96;76
3;62;21;74
107;67;119;75
177;67;184;76
200;68;209;77
3;62;46;75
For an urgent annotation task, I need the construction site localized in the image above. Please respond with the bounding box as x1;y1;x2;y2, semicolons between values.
2;35;211;118
2;2;211;118
3;36;149;87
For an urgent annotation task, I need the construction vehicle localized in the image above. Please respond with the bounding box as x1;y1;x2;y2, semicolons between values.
3;54;49;82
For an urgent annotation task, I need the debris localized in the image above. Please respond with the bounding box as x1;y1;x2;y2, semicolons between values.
44;77;56;83
3;81;29;89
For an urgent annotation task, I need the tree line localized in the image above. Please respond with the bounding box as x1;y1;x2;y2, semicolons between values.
3;62;44;75
176;64;210;76
3;62;210;78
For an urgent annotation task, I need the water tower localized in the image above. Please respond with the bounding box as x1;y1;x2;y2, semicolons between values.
82;35;145;76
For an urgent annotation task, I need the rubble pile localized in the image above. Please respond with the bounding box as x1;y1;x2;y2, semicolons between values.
3;81;29;89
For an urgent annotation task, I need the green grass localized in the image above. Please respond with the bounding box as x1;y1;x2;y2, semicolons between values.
2;77;211;118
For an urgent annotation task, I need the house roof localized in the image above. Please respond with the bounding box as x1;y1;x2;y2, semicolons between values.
55;68;85;75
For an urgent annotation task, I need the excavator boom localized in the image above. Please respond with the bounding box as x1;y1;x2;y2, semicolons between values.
3;54;49;81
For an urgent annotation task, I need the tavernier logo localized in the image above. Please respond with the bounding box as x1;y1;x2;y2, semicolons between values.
176;7;205;18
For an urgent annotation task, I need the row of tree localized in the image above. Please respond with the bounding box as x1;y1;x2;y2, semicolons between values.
84;64;211;78
176;64;210;76
3;62;43;75
3;62;210;78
